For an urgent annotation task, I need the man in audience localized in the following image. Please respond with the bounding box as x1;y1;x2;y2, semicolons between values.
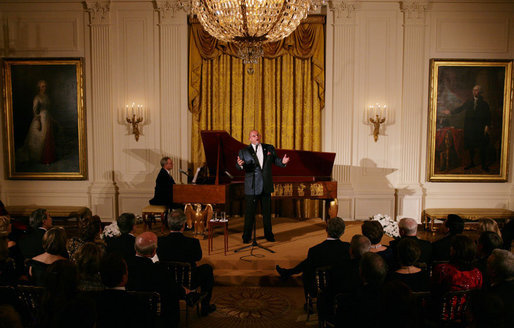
486;249;514;327
390;218;432;268
105;213;136;262
333;234;371;294
476;231;503;285
337;252;388;328
19;208;52;259
157;209;216;316
276;217;350;310
432;214;464;262
97;253;147;328
127;231;183;327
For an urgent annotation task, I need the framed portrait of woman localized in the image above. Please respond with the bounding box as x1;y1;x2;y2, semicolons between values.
2;58;87;179
426;59;513;182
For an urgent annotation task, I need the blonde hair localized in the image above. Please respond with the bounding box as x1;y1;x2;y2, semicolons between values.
42;227;67;255
479;218;502;238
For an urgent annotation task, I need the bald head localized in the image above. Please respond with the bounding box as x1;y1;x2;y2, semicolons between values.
135;232;158;257
399;218;418;236
249;130;261;145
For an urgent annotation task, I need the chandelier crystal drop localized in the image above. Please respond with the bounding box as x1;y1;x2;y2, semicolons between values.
192;0;324;64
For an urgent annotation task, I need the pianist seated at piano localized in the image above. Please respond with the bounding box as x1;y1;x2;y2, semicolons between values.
149;156;180;210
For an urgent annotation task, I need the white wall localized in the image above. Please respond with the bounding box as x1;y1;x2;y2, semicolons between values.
0;0;513;222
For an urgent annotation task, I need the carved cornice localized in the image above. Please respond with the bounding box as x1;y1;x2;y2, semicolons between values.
85;1;111;25
401;1;428;20
154;0;191;23
328;0;359;19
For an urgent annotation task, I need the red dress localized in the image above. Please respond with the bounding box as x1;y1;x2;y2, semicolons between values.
431;262;482;292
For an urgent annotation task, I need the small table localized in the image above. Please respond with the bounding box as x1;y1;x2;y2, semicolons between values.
142;205;167;231
423;208;514;232
208;220;228;256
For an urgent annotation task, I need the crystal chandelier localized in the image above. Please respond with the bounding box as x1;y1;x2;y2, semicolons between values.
192;0;324;64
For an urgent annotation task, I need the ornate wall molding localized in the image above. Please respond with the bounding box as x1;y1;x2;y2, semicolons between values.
401;0;429;20
154;0;191;23
328;0;359;19
85;1;111;25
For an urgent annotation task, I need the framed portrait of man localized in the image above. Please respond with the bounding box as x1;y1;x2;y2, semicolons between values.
2;58;87;180
427;59;512;182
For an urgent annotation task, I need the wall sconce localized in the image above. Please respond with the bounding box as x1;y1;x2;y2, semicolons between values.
366;103;387;142
125;102;144;141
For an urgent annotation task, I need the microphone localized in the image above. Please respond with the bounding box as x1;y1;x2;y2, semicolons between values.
179;169;190;177
225;170;234;179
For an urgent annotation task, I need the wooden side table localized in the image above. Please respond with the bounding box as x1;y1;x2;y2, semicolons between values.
208;220;228;256
423;208;514;232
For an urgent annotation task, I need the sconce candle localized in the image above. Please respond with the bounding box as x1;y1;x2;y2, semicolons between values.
367;103;387;142
125;102;144;141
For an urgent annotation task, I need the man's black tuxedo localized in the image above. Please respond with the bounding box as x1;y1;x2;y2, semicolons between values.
94;289;149;328
157;232;214;307
432;234;456;262
150;168;175;208
19;228;46;259
105;233;136;262
236;143;285;240
127;255;181;327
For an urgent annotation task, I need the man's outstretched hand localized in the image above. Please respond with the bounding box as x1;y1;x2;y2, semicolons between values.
237;156;245;167
282;154;290;165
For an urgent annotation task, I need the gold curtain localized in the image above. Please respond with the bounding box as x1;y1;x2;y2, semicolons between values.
188;16;325;218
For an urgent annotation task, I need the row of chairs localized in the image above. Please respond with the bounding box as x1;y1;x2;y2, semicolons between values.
310;266;474;328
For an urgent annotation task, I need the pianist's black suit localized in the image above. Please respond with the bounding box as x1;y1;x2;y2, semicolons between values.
237;143;285;241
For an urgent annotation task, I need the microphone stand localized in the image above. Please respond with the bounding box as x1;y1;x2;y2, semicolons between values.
235;160;274;255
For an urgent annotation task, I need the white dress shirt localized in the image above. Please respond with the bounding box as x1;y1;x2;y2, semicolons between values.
252;143;264;168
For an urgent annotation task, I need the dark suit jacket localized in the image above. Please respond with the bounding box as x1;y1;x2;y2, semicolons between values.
94;289;148;328
432;234;455;262
157;232;202;267
150;168;175;207
390;236;432;269
489;279;514;327
304;239;351;294
105;233;136;262
19;228;46;259
236;143;285;195
127;256;181;325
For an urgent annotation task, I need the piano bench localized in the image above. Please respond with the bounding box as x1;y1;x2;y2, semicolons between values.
142;205;168;231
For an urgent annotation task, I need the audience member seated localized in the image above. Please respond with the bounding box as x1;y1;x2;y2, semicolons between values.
27;227;67;286
75;242;105;291
39;260;96;328
486;249;514;327
0;304;23;328
476;231;503;286
388;238;429;291
337;252;388;328
96;253;148;328
0;216;24;279
0;234;17;285
479;218;502;239
67;215;104;261
19;208;53;260
276;217;350;306
432;214;464;262
501;219;514;250
128;232;184;327
390;218;432;269
332;234;371;294
469;289;505;328
105;213;136;262
381;280;421;328
431;235;482;295
157;209;216;316
361;220;393;265
0;200;7;216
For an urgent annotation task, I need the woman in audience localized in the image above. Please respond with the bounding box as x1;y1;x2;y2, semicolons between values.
361;220;393;265
75;242;105;291
28;227;67;286
67;215;103;260
479;218;502;239
431;235;482;294
0;216;24;279
388;238;429;291
0;235;16;285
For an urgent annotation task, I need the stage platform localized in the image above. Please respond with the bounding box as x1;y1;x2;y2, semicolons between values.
189;216;393;286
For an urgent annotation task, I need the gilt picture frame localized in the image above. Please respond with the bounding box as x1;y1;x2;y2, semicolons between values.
2;58;87;179
427;59;512;182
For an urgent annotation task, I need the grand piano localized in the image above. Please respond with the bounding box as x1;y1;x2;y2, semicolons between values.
173;130;338;219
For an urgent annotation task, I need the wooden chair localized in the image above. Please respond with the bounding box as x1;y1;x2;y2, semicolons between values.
15;285;45;327
437;289;474;326
160;261;206;327
127;290;161;326
306;265;333;326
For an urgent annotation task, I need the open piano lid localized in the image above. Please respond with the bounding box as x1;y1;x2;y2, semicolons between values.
201;130;336;184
